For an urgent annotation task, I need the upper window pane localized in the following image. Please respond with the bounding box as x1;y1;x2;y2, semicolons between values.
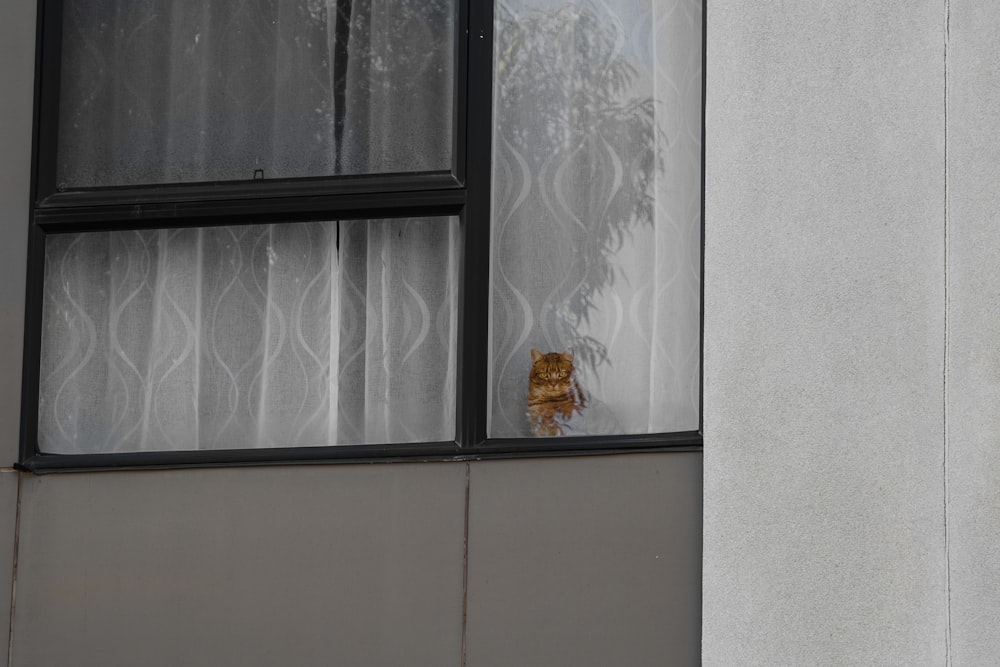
55;0;456;189
488;0;702;438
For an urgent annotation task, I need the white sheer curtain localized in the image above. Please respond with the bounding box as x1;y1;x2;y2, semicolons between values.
56;0;454;188
39;219;459;453
489;0;702;437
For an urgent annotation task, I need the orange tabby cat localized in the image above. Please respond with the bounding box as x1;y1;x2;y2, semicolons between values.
526;349;586;436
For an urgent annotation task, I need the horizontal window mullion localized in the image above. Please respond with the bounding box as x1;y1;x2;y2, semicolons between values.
37;171;462;210
16;442;466;474
472;432;704;455
16;437;702;474
33;187;468;232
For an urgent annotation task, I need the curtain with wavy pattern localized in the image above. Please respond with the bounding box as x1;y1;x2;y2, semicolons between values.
489;0;702;437
39;0;459;453
39;219;459;453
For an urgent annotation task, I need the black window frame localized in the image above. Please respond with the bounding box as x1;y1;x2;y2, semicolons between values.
18;0;705;473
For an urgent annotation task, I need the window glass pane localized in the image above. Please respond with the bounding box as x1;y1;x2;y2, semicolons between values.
489;0;702;437
39;218;459;453
56;0;455;189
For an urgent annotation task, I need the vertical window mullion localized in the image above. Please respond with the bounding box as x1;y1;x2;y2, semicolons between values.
18;223;46;463
456;0;494;447
33;0;62;203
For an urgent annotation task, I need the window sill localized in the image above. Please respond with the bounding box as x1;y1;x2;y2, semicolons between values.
16;432;702;474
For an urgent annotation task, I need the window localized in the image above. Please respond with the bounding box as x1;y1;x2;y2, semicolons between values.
19;0;702;471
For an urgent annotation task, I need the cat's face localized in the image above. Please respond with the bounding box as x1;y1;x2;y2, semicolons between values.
529;349;575;391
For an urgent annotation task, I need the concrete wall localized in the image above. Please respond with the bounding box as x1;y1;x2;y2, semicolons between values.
0;0;34;664
6;455;701;666
465;455;702;667
946;2;1000;664
12;465;470;667
703;0;1000;664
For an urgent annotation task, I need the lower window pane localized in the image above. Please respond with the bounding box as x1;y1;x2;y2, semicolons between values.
38;218;458;453
489;0;702;438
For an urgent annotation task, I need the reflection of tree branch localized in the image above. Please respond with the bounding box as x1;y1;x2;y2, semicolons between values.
497;1;663;375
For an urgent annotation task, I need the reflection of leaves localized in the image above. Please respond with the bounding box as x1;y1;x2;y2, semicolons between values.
497;5;653;151
496;2;663;374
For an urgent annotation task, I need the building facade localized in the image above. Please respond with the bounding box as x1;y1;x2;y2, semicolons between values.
1;0;996;665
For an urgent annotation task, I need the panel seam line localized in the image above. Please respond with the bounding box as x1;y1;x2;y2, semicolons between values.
943;0;953;664
460;462;470;667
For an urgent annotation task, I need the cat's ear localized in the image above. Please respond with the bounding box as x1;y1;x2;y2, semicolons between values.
563;349;574;363
530;349;543;364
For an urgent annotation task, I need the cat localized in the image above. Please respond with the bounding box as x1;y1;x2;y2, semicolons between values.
526;349;586;436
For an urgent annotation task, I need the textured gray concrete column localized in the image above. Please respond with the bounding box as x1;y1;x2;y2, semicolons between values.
0;0;32;466
703;1;948;664
945;2;1000;663
0;0;34;664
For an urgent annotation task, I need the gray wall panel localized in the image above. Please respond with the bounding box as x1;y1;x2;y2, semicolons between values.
0;472;18;667
1;0;33;652
10;465;466;667
945;2;1000;663
0;0;33;465
703;1;947;664
465;453;702;667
